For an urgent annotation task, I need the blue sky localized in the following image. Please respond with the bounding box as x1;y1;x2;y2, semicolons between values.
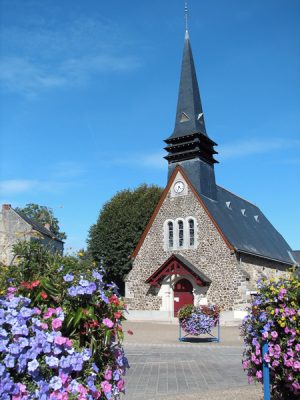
0;0;299;252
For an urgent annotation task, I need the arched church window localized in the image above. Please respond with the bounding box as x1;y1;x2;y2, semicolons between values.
168;221;174;248
178;220;184;247
189;219;195;246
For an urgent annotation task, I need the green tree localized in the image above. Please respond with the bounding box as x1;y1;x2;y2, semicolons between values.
87;184;163;291
15;203;66;241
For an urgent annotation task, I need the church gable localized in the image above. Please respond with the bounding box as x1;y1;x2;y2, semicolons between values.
132;166;232;260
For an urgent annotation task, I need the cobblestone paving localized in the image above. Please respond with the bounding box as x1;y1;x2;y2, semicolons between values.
123;343;258;400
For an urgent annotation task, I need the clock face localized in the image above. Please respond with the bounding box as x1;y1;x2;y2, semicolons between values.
174;181;185;194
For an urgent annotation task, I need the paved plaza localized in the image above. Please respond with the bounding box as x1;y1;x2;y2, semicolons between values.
122;321;263;400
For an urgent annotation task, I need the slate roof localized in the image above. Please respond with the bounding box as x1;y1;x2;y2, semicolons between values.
199;185;294;265
292;251;300;264
14;209;64;243
168;30;208;140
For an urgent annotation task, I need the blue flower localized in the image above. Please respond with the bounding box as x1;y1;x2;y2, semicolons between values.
28;359;39;372
63;274;74;282
49;376;62;391
45;356;59;368
79;279;90;287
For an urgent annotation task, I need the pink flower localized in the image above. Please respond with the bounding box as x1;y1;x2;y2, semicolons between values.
264;354;271;363
101;381;112;394
34;307;42;315
44;308;56;319
285;359;293;367
256;370;263;379
117;379;124;390
293;361;300;370
284;327;290;334
295;344;300;352
271;331;278;340
242;360;249;369
55;336;68;345
41;323;48;330
272;360;279;367
60;372;69;385
102;318;114;328
262;331;269;339
52;318;62;330
104;369;112;380
278;288;287;300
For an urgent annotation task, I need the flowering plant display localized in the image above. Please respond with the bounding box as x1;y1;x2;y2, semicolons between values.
0;259;128;400
241;271;300;399
178;304;220;336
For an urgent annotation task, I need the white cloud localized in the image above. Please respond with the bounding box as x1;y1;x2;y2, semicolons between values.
50;161;86;178
110;151;165;169
0;179;38;195
0;16;141;96
219;138;300;160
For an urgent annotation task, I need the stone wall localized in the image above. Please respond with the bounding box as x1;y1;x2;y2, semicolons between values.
126;174;291;312
0;207;31;265
0;206;63;265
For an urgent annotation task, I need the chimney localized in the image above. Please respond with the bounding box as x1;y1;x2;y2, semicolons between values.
44;223;51;231
2;204;11;211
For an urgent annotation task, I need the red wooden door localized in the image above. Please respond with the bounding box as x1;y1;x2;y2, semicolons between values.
174;279;194;317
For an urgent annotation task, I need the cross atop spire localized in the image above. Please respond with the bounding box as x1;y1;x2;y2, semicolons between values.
185;1;188;31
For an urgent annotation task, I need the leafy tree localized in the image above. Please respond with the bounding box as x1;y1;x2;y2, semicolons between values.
15;203;66;241
87;184;163;291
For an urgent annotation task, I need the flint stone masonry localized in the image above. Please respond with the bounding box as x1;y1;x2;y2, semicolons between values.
126;176;288;312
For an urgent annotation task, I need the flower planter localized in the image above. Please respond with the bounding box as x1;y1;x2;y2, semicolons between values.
178;304;220;342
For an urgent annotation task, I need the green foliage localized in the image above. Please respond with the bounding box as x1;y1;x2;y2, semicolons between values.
87;184;163;290
0;241;91;294
15;203;66;241
177;304;194;320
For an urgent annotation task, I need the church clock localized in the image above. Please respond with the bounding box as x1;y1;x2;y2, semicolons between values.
173;181;185;194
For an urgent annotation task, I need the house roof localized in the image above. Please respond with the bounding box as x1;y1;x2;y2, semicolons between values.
292;251;300;264
132;166;294;266
14;209;64;243
199;185;294;265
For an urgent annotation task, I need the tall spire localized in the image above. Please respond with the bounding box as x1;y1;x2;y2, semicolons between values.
170;29;207;139
164;24;218;201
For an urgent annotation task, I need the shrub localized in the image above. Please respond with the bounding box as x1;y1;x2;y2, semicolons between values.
178;304;220;336
241;271;300;399
0;262;128;399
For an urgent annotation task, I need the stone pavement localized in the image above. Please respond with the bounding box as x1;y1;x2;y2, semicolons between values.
122;321;263;400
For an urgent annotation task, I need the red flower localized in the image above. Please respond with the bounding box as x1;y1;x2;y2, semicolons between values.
127;329;134;335
40;291;48;299
109;294;120;306
114;311;122;319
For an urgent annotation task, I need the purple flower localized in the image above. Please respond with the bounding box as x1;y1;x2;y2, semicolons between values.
45;356;59;368
28;359;39;372
103;318;114;328
79;279;90;287
63;274;74;282
49;376;62;390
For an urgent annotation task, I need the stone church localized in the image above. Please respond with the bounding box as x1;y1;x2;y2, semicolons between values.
125;29;296;321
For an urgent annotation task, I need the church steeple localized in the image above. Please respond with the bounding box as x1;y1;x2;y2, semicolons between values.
164;28;218;200
170;29;207;139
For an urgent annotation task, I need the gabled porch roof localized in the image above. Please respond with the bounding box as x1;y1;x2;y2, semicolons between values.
146;254;211;288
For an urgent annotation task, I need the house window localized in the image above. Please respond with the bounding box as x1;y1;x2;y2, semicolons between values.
189;219;195;246
178;220;184;247
168;221;174;248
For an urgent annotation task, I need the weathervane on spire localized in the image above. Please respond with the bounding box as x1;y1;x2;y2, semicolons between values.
185;1;188;31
